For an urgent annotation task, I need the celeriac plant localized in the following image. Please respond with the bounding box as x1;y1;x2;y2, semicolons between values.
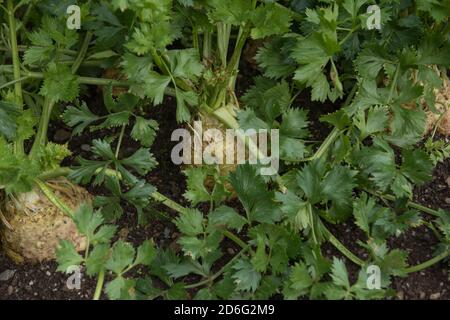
1;0;449;300
57;0;450;300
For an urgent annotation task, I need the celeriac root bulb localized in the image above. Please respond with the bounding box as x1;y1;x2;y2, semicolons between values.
424;77;450;135
187;113;238;191
0;178;91;264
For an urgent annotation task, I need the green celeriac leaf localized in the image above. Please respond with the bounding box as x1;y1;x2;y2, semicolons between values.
121;181;155;216
322;165;357;220
37;142;71;171
416;0;450;23
388;104;426;147
24;15;78;66
56;240;83;273
120;148;158;178
208;0;253;25
135;240;157;266
242;77;291;122
174;209;204;237
229;164;282;224
63;103;99;136
280;109;309;139
168;48;204;80
353;193;386;236
250;3;292;39
106;276;135;300
15;109;37;142
291;31;340;102
0;101;20;140
40;63;79;102
140;71;171;105
354;138;397;193
296;160;326;205
255;36;297;79
254;276;281;300
73;203;112;242
209;206;248;232
232;258;261;292
329;258;350;289
86;244;110;276
401;149;433;185
0;138;40;193
183;167;225;205
355;46;392;79
165;283;188;300
354;106;389;139
178;230;222;260
131;117;159;147
106;241;136;275
379;249;409;277
237;109;270;131
251;235;269;273
164;260;202;278
283;262;313;299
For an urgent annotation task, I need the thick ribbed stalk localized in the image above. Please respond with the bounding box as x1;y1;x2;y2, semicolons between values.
1;68;178;97
320;221;365;266
367;191;441;217
30;98;55;158
217;23;231;67
38;167;73;181
35;179;73;216
202;30;212;60
404;250;449;274
0;46;77;55
71;31;93;74
226;25;251;93
7;0;24;154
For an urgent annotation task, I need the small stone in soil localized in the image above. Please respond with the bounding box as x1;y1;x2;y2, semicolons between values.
81;144;91;152
446;177;450;188
430;292;441;300
118;227;130;239
54;129;72;143
163;227;171;239
7;285;14;295
0;269;16;281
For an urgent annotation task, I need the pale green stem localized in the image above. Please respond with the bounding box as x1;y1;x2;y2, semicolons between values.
71;31;93;74
7;0;24;154
30;98;55;158
93;270;105;300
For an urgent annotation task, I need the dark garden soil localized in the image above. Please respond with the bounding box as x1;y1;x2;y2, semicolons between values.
0;78;449;300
